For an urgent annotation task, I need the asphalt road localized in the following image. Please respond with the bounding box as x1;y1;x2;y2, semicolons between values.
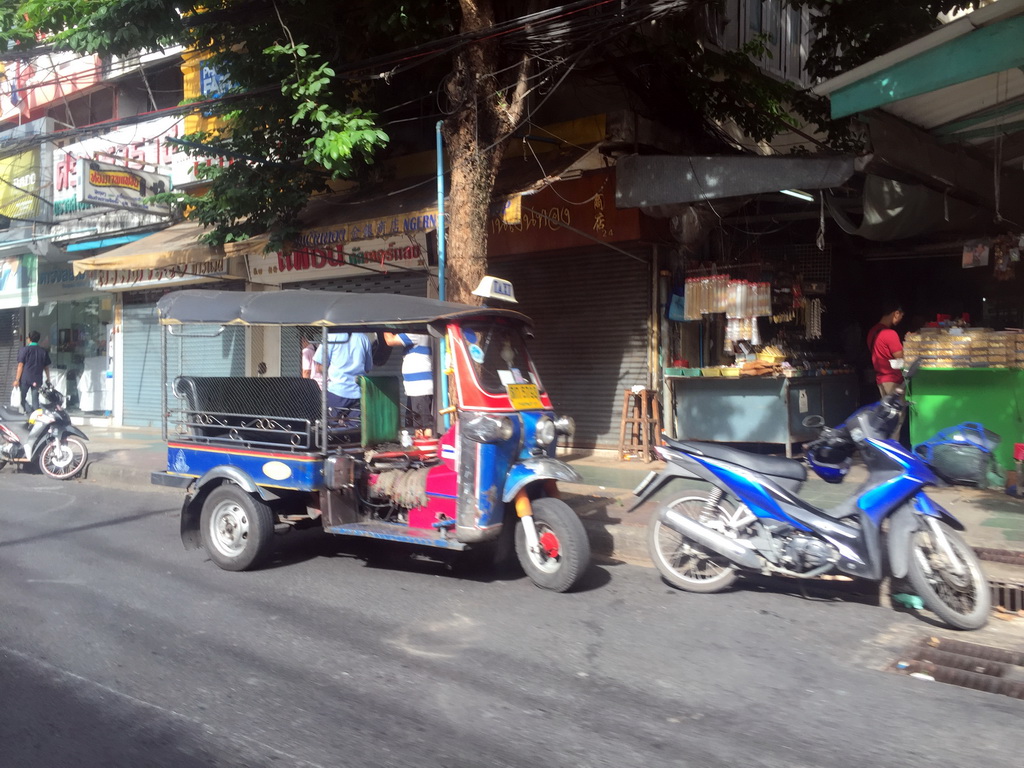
1;471;1021;768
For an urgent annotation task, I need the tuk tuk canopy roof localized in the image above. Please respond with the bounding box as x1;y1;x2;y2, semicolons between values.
156;289;531;328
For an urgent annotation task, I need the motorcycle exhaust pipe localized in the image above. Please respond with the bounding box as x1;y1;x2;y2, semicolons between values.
660;507;762;570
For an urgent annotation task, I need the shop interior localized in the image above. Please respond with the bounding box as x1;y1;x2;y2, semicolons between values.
661;199;1024;470
27;296;113;414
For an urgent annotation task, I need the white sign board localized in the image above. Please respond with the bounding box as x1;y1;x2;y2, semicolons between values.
78;159;172;215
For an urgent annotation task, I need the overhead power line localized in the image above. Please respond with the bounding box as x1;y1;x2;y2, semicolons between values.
0;0;695;158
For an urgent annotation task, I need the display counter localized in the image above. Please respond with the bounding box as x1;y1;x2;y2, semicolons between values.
909;368;1024;472
665;373;858;457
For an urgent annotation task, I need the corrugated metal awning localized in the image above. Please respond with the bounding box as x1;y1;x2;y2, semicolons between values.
813;0;1024;159
72;221;226;274
616;155;855;208
811;0;1024;226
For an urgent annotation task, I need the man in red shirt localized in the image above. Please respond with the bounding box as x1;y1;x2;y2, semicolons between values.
866;304;906;441
867;304;904;398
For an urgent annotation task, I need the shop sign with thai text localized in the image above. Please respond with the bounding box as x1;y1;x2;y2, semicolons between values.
248;233;430;284
52;115;222;220
486;168;650;258
89;258;238;291
78;159;172;215
37;264;92;299
297;209;437;249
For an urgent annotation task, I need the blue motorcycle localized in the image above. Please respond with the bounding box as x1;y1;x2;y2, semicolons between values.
631;361;990;630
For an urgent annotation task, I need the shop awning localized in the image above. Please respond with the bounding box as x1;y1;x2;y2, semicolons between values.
72;221;226;274
811;0;1024;225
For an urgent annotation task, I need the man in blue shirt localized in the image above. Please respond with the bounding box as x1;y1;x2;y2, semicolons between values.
312;332;373;412
13;330;51;414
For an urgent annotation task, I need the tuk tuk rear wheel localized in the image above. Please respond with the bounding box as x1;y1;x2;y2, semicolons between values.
200;485;274;571
515;497;590;592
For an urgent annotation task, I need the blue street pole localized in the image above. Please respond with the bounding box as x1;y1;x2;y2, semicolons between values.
436;121;446;302
436;121;450;427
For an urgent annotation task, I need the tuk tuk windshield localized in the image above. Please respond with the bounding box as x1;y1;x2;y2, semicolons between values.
461;320;545;396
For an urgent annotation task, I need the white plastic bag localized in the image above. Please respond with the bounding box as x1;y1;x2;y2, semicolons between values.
10;386;19;409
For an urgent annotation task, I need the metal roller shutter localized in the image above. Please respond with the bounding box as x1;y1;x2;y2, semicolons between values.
0;309;23;402
122;303;246;427
492;251;652;450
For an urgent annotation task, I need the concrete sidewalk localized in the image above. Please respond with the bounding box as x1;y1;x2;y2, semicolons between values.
58;425;1024;574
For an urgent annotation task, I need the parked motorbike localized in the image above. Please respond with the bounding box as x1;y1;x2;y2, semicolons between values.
0;383;90;480
631;360;990;630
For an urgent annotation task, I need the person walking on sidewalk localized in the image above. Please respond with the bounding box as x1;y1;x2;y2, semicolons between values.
13;330;51;415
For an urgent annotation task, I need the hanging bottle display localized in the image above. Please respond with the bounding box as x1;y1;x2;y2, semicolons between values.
683;276;771;322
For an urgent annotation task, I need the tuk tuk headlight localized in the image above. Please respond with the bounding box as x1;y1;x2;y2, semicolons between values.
464;413;515;443
554;416;575;436
535;416;556;447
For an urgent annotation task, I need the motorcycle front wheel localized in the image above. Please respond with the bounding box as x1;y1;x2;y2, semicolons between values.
907;520;990;630
38;436;89;480
648;494;738;593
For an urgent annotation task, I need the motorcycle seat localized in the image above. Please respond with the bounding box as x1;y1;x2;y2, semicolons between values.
662;436;808;483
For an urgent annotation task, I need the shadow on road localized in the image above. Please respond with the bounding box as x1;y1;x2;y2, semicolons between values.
260;526;614;592
0;507;175;550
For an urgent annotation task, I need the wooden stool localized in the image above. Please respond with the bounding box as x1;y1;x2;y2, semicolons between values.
618;388;661;462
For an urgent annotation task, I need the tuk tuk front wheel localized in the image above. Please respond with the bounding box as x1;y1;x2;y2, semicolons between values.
515;497;590;592
200;485;274;571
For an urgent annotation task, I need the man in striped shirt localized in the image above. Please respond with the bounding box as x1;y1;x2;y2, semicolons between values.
384;332;433;431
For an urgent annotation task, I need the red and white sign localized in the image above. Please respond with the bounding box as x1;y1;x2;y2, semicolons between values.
247;233;432;284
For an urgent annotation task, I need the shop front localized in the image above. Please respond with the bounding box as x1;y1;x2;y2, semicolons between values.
487;167;664;451
31;262;114;415
72;222;247;426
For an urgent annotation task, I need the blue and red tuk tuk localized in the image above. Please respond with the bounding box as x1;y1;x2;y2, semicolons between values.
151;288;590;591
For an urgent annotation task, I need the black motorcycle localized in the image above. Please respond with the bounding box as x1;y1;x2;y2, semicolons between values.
0;383;90;480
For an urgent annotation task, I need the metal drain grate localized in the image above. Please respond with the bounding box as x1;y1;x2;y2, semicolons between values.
990;580;1024;613
891;637;1024;699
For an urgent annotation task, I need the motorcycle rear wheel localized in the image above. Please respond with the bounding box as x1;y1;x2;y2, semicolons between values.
648;494;738;593
38;436;89;480
907;521;990;630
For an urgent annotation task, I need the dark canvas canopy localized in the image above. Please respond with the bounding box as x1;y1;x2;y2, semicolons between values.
156;289;530;328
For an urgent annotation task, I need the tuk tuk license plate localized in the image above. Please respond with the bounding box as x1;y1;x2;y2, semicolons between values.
507;383;544;410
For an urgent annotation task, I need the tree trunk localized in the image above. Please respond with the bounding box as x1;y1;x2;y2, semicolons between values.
442;0;529;304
